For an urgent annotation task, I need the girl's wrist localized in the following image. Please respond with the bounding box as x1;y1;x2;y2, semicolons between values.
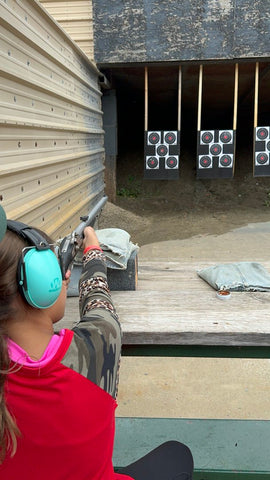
83;245;103;255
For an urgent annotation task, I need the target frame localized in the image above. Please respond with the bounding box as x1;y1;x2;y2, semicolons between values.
197;129;235;179
254;126;270;176
252;63;270;176
144;130;180;179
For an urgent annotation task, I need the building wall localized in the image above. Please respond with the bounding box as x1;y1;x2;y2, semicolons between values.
39;0;94;61
0;0;104;240
92;0;270;65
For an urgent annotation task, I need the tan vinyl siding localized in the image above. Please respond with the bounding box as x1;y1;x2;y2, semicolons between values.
0;0;104;240
39;0;94;61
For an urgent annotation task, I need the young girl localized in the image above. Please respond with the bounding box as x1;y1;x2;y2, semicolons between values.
0;215;193;479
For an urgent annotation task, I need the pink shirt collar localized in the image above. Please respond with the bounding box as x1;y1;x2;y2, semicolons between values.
8;329;66;368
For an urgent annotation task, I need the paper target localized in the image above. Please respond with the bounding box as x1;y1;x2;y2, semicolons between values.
254;126;270;176
197;129;235;179
144;130;180;179
146;156;159;169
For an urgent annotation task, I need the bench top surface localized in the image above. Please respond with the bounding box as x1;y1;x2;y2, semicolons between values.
62;260;270;347
113;417;270;474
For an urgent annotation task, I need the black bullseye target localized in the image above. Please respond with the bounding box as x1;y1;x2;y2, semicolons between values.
166;156;178;169
220;131;232;143
199;156;212;168
210;144;222;155
257;128;268;140
148;131;160;145
146;156;159;169
164;132;176;144
201;131;213;143
219;155;232;167
157;144;168;156
256;153;268;165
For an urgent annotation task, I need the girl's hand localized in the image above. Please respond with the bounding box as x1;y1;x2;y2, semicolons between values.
82;226;100;250
64;269;71;287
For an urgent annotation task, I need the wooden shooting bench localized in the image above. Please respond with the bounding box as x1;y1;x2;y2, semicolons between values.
63;260;270;480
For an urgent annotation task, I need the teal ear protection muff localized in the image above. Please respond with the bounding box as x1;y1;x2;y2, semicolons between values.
0;205;7;242
6;220;63;309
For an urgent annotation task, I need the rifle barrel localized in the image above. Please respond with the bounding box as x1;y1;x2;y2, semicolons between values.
75;196;108;236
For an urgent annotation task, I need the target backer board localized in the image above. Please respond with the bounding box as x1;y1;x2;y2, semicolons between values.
254;126;270;176
253;64;270;177
144;130;180;179
197;129;236;179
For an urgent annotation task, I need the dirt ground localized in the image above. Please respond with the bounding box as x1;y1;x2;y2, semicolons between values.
99;144;270;247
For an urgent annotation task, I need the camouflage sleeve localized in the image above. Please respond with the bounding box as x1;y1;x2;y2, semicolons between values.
61;249;122;399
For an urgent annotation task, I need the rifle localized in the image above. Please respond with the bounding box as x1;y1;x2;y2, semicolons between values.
58;195;107;277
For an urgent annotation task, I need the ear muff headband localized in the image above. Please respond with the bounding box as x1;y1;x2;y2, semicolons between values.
7;220;50;249
7;220;62;309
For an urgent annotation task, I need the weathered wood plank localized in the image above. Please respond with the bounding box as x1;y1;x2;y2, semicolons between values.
60;261;270;347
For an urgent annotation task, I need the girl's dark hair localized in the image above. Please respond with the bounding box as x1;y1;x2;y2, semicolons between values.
0;226;55;462
0;230;26;461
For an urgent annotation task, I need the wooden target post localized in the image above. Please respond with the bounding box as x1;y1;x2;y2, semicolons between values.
144;66;181;180
144;66;148;132
253;62;270;176
196;63;238;179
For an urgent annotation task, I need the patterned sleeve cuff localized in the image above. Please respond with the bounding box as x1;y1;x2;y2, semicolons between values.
82;248;106;264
